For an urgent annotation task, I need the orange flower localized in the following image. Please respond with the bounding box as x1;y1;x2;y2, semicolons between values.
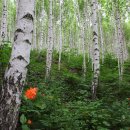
128;98;130;100
25;87;38;100
27;119;32;125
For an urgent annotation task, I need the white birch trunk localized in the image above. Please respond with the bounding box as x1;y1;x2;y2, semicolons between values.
116;9;124;80
98;12;104;63
32;0;37;49
58;0;63;70
0;0;7;43
45;0;53;79
91;0;100;99
0;0;34;129
82;24;86;78
39;0;45;51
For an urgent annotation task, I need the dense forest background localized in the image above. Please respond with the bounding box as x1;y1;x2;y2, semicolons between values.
0;0;130;130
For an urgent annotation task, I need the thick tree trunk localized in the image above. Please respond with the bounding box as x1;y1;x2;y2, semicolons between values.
46;0;53;79
0;0;34;129
0;0;7;43
91;0;100;99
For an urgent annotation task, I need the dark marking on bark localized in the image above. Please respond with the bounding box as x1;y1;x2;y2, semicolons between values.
93;31;97;36
23;13;33;21
24;39;31;45
15;28;24;33
8;63;12;70
94;48;99;51
14;34;18;42
17;73;22;81
93;37;96;42
96;68;99;71
17;55;24;60
12;56;28;63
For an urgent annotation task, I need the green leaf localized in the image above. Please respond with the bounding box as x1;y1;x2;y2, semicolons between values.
122;115;125;120
20;114;27;124
103;121;110;126
22;125;30;130
35;102;46;109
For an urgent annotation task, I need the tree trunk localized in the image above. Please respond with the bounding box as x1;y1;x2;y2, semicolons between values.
116;9;124;80
45;0;53;79
0;0;7;43
0;0;35;129
39;0;45;51
98;11;104;63
58;0;63;70
91;0;100;99
32;0;37;50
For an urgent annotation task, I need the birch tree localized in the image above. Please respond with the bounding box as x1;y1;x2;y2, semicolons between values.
39;0;45;51
32;0;37;49
0;0;7;43
91;0;100;99
98;11;104;63
58;0;63;70
114;1;128;80
46;0;53;78
0;0;35;129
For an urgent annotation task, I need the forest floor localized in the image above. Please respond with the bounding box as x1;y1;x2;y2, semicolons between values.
0;44;130;130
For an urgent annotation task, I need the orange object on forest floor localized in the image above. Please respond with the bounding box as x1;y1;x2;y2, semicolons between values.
25;87;38;100
27;119;32;125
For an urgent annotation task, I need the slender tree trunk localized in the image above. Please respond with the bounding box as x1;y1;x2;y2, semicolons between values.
0;0;7;43
98;11;104;63
91;0;100;99
116;9;124;80
81;9;87;78
45;0;53;79
82;24;86;78
0;0;35;129
39;0;45;51
33;0;37;49
58;0;63;70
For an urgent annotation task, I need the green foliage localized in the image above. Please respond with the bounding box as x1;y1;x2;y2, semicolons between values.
124;21;130;42
20;114;30;130
0;48;130;130
0;44;11;84
18;51;130;129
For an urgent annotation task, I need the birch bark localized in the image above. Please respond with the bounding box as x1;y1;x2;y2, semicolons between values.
0;0;7;43
58;0;63;70
0;0;34;129
45;0;53;78
39;0;45;51
91;0;100;99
